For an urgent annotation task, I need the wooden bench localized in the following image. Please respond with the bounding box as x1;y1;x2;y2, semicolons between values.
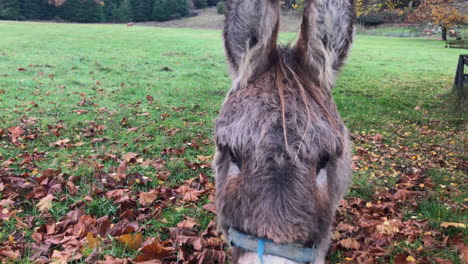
447;40;467;49
454;54;468;96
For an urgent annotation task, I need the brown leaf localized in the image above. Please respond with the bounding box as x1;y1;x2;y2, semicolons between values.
37;194;54;212
197;155;212;163
376;220;400;235
73;109;89;115
8;126;24;137
423;235;437;248
122;153;139;163
202;203;217;214
49;138;70;148
8;126;25;146
372;133;383;142
139;190;159;206
197;248;226;264
117;233;143;250
0;207;14;221
66;182;78;196
86;233;100;249
461;245;468;264
392;189;413;202
177;218;198;229
440;222;466;229
176;186;204;202
175;235;205;251
50;250;71;264
183;191;204;202
135;241;174;262
0;248;20;260
336;222;359;233
338;238;361;250
105;189;129;200
117;160;127;174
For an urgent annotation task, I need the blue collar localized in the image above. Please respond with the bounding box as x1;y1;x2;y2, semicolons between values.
228;228;316;263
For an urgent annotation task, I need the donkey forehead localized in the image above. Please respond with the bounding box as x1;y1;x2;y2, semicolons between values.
215;87;342;161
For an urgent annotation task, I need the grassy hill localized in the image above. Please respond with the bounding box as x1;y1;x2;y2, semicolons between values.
143;8;302;32
0;21;466;263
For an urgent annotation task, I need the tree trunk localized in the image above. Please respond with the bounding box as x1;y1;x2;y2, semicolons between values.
442;27;447;41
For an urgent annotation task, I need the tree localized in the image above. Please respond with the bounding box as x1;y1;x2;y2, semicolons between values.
61;0;104;22
407;0;467;40
193;0;206;9
0;0;21;20
113;0;132;22
104;0;117;21
20;0;42;19
172;0;189;17
80;0;104;22
40;0;59;19
207;0;219;6
153;0;188;21
60;0;81;21
355;0;409;16
153;0;171;21
131;0;153;21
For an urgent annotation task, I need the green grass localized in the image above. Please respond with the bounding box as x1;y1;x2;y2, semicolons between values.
0;21;466;263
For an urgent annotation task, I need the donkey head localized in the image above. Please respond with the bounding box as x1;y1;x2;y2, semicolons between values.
214;0;355;263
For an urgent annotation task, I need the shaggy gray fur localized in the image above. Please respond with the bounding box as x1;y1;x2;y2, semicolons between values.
214;0;354;263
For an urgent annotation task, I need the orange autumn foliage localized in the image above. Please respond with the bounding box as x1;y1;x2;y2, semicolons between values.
407;0;467;29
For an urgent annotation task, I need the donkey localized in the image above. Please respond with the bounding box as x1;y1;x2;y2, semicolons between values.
213;0;355;263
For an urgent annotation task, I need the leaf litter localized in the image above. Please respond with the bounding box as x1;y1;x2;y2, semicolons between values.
0;100;465;263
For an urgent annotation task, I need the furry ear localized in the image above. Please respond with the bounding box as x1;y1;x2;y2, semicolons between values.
296;0;355;89
223;0;280;89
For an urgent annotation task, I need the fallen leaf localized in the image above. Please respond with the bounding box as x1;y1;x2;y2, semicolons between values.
86;233;100;249
117;233;143;250
37;194;54;212
177;218;198;229
376;220;400;235
50;250;71;264
135;241;174;262
440;222;466;229
338;238;361;250
0;248;20;260
139;190;159;206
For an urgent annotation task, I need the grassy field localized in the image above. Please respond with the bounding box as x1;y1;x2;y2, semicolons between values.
142;7;302;32
0;21;466;263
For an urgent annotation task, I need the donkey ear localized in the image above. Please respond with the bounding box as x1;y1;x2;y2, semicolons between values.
296;0;354;89
223;0;280;88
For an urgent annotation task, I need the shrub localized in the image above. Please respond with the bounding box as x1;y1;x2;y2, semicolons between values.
207;0;220;6
113;0;132;22
0;0;21;20
358;14;384;26
0;7;20;19
216;1;224;15
153;0;171;21
153;0;189;22
193;0;207;9
173;0;189;17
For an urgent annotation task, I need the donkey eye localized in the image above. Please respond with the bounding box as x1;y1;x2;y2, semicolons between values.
228;149;242;169
316;154;330;175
